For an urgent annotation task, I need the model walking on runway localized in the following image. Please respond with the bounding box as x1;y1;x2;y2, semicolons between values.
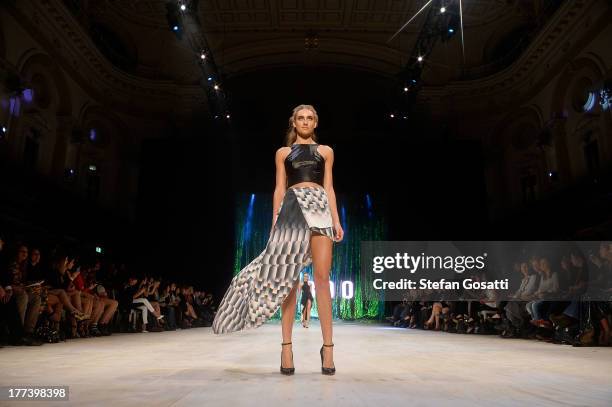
298;272;314;328
212;104;344;376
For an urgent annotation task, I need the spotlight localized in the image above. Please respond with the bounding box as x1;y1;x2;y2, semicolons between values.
89;129;97;142
180;4;186;11
95;246;104;254
404;86;409;92
440;7;446;13
417;56;423;62
88;165;97;172
1;126;6;133
165;3;182;39
200;52;206;60
226;114;231;119
214;84;219;90
207;76;213;82
448;28;454;33
389;113;395;118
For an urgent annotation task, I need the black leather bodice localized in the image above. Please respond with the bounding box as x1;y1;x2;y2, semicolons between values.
284;143;324;187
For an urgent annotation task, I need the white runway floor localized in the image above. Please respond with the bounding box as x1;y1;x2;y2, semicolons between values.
1;320;611;406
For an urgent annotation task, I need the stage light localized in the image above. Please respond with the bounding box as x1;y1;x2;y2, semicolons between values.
417;56;424;62
448;28;455;33
200;52;206;60
226;114;230;119
1;126;6;133
207;76;213;81
89;129;97;142
180;4;186;11
214;84;219;90
166;3;182;38
88;165;97;172
440;7;446;13
95;246;103;254
404;86;409;92
390;113;395;118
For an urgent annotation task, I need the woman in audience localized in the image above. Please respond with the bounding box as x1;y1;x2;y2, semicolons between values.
526;257;559;328
124;275;165;333
44;254;87;323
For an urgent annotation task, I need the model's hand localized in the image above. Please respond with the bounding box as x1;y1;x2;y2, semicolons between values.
334;222;344;242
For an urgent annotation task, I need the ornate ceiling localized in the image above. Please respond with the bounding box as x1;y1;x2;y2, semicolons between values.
84;0;553;82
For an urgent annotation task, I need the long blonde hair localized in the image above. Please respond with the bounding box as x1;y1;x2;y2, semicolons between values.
285;104;319;146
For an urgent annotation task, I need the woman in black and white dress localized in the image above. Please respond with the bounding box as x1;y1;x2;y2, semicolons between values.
212;104;344;376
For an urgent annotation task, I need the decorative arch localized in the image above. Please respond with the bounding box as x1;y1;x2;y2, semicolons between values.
551;57;604;114
76;103;128;206
17;51;72;115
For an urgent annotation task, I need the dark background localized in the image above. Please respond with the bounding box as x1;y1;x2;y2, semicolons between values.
135;67;487;295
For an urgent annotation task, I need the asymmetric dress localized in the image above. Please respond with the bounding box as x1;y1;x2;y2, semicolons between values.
212;144;336;334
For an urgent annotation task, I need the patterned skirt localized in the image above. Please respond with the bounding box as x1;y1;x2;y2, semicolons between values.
212;186;336;334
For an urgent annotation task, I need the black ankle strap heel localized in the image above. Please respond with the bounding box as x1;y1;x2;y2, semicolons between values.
280;342;295;375
320;343;336;375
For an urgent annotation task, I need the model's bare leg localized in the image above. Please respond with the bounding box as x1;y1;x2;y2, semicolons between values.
312;234;334;369
305;299;312;324
280;281;299;368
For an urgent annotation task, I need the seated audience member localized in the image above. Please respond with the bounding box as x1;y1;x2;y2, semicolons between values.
1;244;42;345
526;257;559;328
158;283;177;330
89;284;118;336
121;275;165;333
502;261;539;338
29;248;63;337
44;253;87;322
69;262;96;337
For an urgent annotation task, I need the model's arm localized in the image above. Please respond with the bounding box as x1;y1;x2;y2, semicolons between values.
321;145;344;242
272;147;289;230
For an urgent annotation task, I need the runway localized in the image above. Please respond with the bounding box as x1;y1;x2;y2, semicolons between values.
1;320;611;406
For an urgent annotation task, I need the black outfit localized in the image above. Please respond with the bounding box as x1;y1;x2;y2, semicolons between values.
300;281;314;307
120;284;139;309
284;143;325;187
43;268;70;290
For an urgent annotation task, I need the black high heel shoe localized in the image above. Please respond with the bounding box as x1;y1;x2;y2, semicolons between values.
320;343;335;375
280;342;295;375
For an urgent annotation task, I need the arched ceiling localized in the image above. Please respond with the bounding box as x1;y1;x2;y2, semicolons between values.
80;0;557;83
